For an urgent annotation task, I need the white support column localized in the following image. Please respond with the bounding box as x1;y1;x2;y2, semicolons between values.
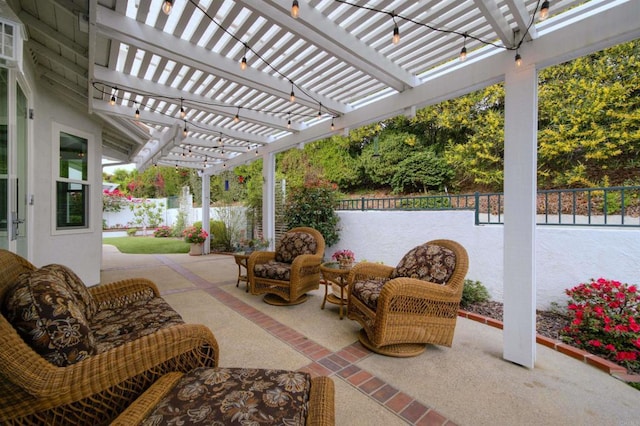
503;63;538;368
262;153;276;249
201;174;210;255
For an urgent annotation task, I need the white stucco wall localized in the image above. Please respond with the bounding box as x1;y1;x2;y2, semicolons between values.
327;210;640;309
30;80;104;285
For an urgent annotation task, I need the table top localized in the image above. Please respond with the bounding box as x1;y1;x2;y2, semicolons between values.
321;262;352;283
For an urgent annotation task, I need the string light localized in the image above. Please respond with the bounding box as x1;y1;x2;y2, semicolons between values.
515;52;522;67
240;44;248;70
331;117;335;131
162;0;173;15
183;121;188;137
134;102;140;120
234;108;240;123
459;35;467;61
290;82;295;103
109;89;116;106
392;17;400;45
180;98;186;118
317;103;322;117
291;1;299;19
175;163;178;171
539;1;550;21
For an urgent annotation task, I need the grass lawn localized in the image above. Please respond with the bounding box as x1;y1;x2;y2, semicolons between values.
103;236;191;254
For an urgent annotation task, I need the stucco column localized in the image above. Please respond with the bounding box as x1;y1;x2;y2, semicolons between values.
201;174;210;255
262;152;276;248
503;61;538;368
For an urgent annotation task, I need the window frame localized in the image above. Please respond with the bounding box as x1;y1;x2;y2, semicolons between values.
51;123;93;235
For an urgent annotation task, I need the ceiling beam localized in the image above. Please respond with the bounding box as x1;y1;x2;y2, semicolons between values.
238;0;419;91
93;66;299;132
18;11;88;56
473;0;516;47
27;39;88;77
94;5;349;115
503;0;538;43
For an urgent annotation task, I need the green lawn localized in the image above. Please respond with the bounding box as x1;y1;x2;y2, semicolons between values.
103;236;191;254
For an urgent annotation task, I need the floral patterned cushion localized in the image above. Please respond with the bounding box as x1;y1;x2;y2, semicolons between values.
40;264;98;319
2;268;96;366
141;367;311;426
390;243;456;284
253;261;292;281
91;297;184;353
351;278;389;311
275;232;318;263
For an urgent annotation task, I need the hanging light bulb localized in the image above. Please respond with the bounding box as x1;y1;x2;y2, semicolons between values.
287;119;291;129
515;52;522;67
255;149;259;156
109;91;116;106
134;106;140;120
240;44;248;70
317;103;322;117
181;147;185;158
162;0;173;15
539;1;550;21
291;0;299;19
175;163;178;171
234;108;240;123
180;98;186;118
459;35;467;61
223;162;227;168
183;121;188;137
188;146;192;156
331;118;335;130
204;156;208;167
290;84;295;103
392;19;400;45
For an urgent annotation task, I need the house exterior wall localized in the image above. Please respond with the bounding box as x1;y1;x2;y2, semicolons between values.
29;77;104;285
328;210;640;309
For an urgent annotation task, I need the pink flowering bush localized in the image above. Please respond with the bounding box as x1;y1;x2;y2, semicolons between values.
154;226;173;238
183;226;208;244
560;278;640;373
331;249;355;263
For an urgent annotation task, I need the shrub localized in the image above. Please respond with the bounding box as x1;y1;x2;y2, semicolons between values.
126;228;137;237
460;279;490;307
560;278;640;373
283;179;340;246
154;226;173;238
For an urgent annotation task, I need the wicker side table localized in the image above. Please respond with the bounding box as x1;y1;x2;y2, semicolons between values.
233;253;250;292
320;261;352;319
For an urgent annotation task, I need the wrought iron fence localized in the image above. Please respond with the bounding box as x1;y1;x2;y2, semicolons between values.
336;186;640;227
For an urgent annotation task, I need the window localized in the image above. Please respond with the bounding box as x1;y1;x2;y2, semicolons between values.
55;130;89;230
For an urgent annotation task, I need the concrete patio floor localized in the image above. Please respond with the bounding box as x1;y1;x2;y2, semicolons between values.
101;245;639;425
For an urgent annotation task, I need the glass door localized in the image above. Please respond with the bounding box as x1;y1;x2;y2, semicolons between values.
0;68;29;256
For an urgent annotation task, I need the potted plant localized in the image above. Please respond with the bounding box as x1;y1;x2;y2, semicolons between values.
239;236;270;253
183;226;209;256
331;249;355;269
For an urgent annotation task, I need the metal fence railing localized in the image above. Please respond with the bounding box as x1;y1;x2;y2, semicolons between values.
336;186;640;227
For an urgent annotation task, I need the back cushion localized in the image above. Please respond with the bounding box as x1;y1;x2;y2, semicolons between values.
2;268;96;366
390;243;456;284
275;232;318;263
41;264;97;320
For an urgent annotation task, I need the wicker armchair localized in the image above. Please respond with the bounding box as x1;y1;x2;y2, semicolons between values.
248;227;325;305
0;249;219;425
347;239;469;357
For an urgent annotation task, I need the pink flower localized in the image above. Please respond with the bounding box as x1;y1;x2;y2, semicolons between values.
605;344;616;352
588;339;602;347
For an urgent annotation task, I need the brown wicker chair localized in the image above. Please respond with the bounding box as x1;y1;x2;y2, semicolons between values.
0;249;219;425
248;227;325;305
347;239;469;357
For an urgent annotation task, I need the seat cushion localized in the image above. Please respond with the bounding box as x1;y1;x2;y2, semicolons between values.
352;278;389;311
2;267;96;366
390;243;456;284
91;297;184;353
275;232;318;263
253;260;292;281
140;367;311;426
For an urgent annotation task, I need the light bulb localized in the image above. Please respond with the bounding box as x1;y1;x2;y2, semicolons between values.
162;0;173;15
109;94;116;106
287;119;291;129
515;53;522;67
331;119;335;130
291;0;299;19
459;46;467;61
241;56;247;70
539;1;550;21
290;89;295;103
135;108;140;119
183;124;188;137
234;113;239;123
392;23;400;45
180;106;185;118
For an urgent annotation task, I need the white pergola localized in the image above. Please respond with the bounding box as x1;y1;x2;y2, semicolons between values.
9;0;640;367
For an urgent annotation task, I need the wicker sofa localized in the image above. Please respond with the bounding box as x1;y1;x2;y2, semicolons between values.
0;249;219;425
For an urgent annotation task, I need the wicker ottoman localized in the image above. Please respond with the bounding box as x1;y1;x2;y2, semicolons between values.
111;367;335;426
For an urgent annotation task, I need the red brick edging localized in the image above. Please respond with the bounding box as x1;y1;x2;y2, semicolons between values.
457;309;640;383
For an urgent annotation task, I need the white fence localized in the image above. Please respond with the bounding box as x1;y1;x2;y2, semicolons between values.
104;205;640;309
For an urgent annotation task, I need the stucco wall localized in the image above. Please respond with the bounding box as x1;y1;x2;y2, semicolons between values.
30;80;104;285
327;210;640;309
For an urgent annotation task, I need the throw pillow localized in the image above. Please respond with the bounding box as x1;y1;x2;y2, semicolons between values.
2;268;96;366
41;264;98;319
275;231;317;263
390;243;456;284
